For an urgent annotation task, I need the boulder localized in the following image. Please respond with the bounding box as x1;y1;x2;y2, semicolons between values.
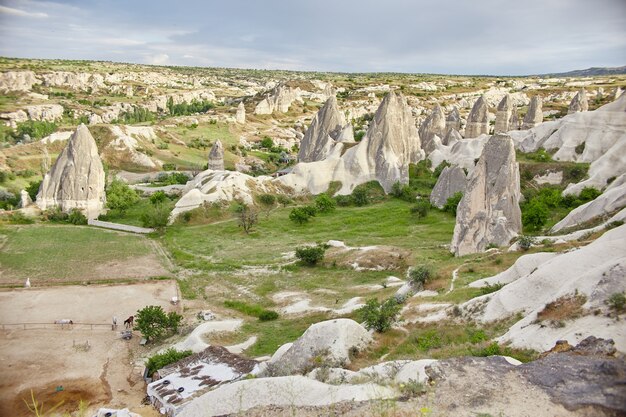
568;89;588;114
18;190;32;208
235;102;246;124
267;319;371;376
464;96;490;138
494;94;516;133
208;139;225;171
430;166;467;209
450;134;521;256
36;124;106;219
418;104;446;153
522;96;543;129
298;96;346;162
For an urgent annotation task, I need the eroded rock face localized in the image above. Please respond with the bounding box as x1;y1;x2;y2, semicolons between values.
442;128;462;146
445;107;461;135
254;85;302;114
36;124;106;219
208;139;225;171
235;102;246;124
465;96;490;138
495;94;516;133
522;95;543;129
418;104;446;153
430;166;467;209
298;96;346;162
0;71;40;92
568;89;589;114
450;134;521;256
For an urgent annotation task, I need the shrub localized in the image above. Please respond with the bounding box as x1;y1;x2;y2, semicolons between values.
517;235;535;251
67;208;87;225
276;194;292;207
391;181;415;202
43;206;68;222
149;191;168;205
295;244;328;266
314;193;336;213
140;204;170;230
433;161;451;179
578;187;601;202
359;298;402;333
26;180;42;202
574;142;585;155
415;329;442;351
411;200;430;219
260;136;274;149
351;186;369;206
607;292;626;313
16;120;57;140
7;211;34;224
302;205;318;217
409;266;432;288
442;192;463;216
334;195;352;207
257;193;277;218
235;204;258;234
134;305;183;342
106;179;139;213
224;300;279;321
289;207;312;225
258;310;279;321
521;200;549;231
145;348;193;376
480;282;505;295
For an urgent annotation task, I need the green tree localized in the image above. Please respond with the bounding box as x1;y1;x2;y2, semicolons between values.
295;244;328;266
106;179;139;213
235;203;258;234
351;187;369;206
149;191;168;205
135;305;182;342
314;193;336;213
409;265;432;288
411;200;430;219
358;298;402;333
257;193;277;219
26;180;42;201
289;207;312;225
260;136;274;149
140;204;170;230
522;200;549;231
443;192;463;216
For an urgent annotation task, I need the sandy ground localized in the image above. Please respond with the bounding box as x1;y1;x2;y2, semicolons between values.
0;281;179;417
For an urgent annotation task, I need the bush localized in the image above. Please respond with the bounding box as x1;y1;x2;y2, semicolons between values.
235;204;258;234
351;186;369;206
26;180;42;202
295;244;328;266
314;193;336;213
442;192;463;216
7;211;34;224
574;142;585;155
145;348;193;376
223;300;279;321
289;207;313;225
276;194;292;207
16;120;57;140
258;310;279;321
433;161;451;179
517;235;535;251
260;136;274;149
391;181;415;202
42;206;68;222
408;265;432;288
134;305;182;342
257;193;277;215
149;191;168;205
140;204;170;230
67;208;87;225
156;172;189;185
359;298;402;333
480;282;505;295
522;199;549;231
578;187;601;202
106;179;139;213
411;200;430;219
607;292;626;313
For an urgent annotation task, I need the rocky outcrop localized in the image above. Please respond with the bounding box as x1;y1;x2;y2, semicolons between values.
41;71;106;92
25;104;64;122
0;71;39;92
442;128;462;146
430;166;467;209
450;134;521;256
298;96;346;162
208;139;225;171
36;124;106;219
464;96;490;138
445;107;461;135
522;96;543;129
494;94;516;133
254;85;302;115
19;190;33;208
568;89;588;114
235;102;246;124
418;105;446;153
266;319;371;376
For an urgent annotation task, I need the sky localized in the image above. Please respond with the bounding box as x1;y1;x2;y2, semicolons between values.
0;0;625;75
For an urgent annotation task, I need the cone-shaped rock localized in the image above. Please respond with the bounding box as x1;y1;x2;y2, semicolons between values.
298;96;346;162
568;89;588;114
361;91;422;192
465;96;490;138
235;102;246;124
445;107;461;135
495;94;516;133
442;128;463;146
36;124;106;219
430;166;467;209
418;104;446;153
450;134;521;256
208;139;225;171
522;96;543;129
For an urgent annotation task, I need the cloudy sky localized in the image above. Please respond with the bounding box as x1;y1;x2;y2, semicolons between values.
0;0;624;75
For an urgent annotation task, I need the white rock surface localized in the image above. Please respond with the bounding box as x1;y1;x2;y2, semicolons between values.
419;104;446;153
465;96;489;138
533;171;563;185
430;165;467;209
235;102;246;124
495;94;516;133
428;134;489;174
521;96;543;129
568;89;588;114
469;252;558;288
0;71;40;92
298;96;346;162
207;139;225;171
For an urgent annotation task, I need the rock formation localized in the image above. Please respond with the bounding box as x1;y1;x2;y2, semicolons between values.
254;85;302;115
445;107;461;135
450;134;521;256
36;124;106;219
464;96;490;138
494;94;516;133
298;96;346;162
0;71;39;92
430;166;467;209
235;102;246;124
442;128;462;146
418;105;446;153
522;96;543;129
19;190;33;208
568;89;588;114
207;139;225;171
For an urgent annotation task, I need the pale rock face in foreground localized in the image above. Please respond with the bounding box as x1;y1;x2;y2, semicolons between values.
522;95;543;129
568;89;588;114
36;124;106;219
207;139;225;171
418;104;446;153
298;96;346;162
430;165;467;209
464;96;490;138
450;134;521;256
494;94;516;133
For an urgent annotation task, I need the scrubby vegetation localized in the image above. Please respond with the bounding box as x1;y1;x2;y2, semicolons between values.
146;348;193;376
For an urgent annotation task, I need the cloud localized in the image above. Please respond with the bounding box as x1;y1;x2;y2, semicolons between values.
0;5;48;18
146;53;170;65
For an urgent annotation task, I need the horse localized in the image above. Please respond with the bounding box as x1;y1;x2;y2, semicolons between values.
124;316;134;329
54;319;73;329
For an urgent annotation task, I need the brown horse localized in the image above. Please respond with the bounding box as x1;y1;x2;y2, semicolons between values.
124;316;134;329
